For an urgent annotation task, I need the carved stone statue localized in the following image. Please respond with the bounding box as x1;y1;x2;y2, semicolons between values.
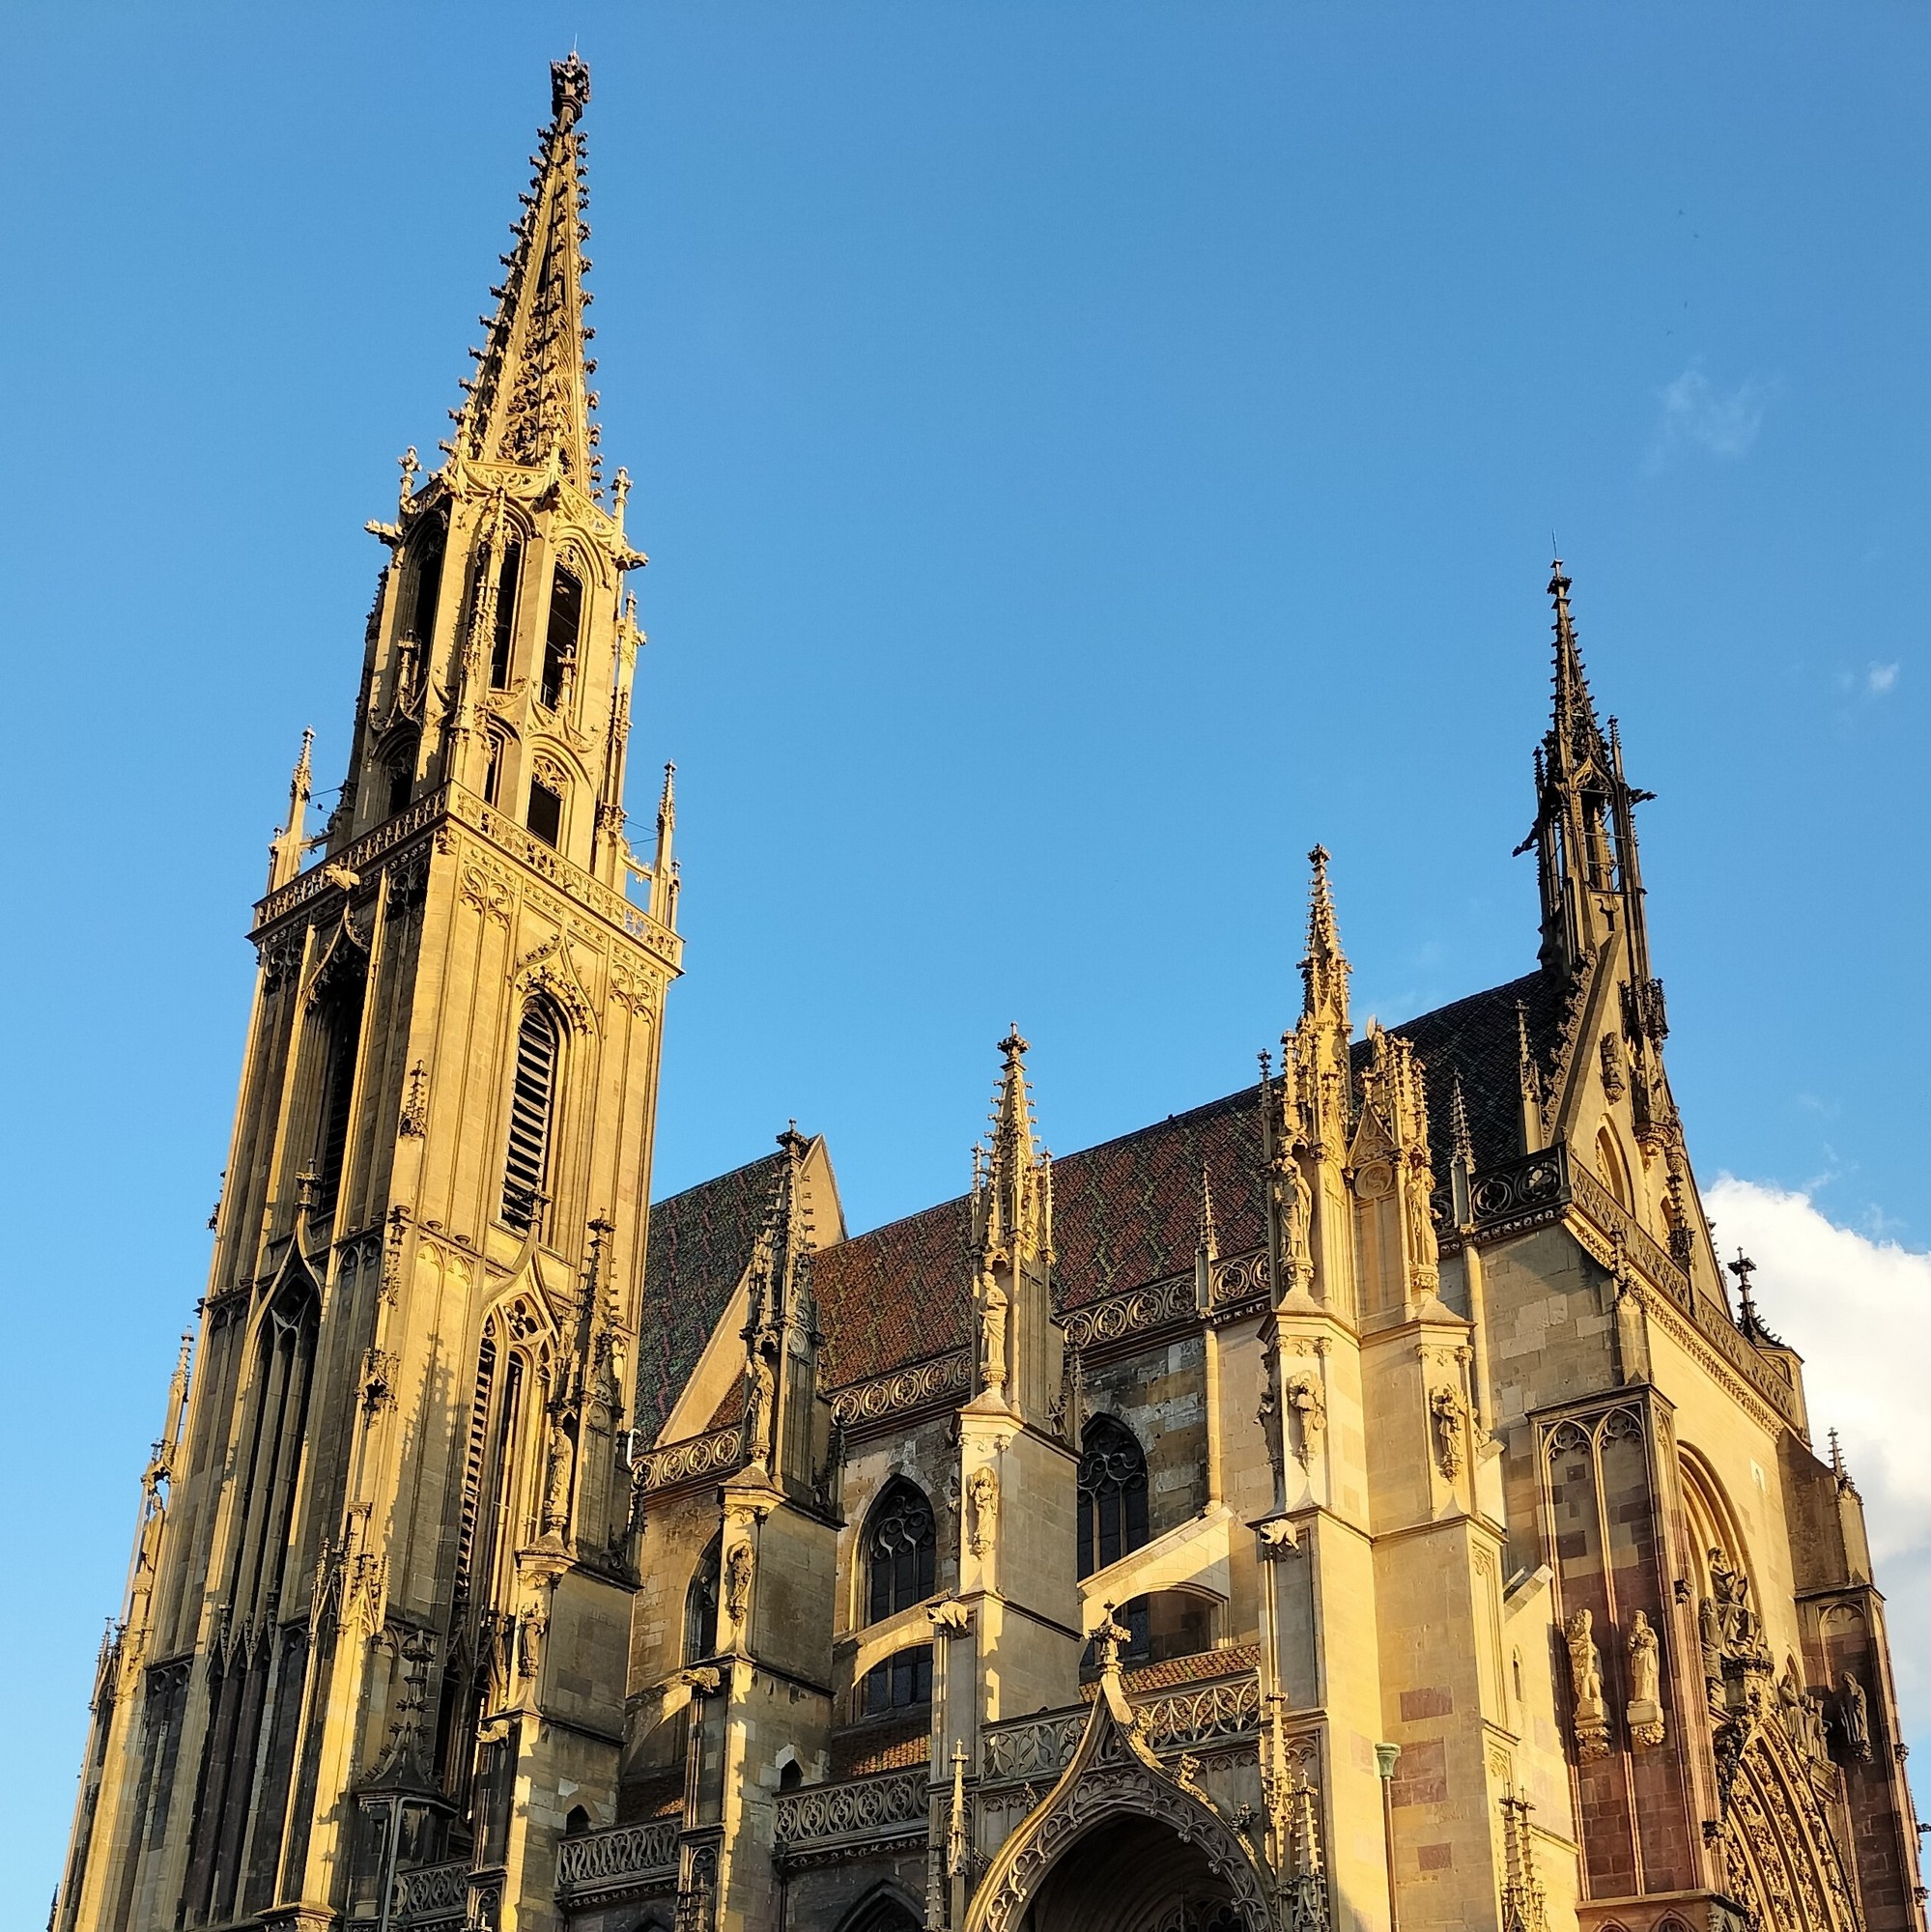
1698;1592;1724;1702
1626;1609;1665;1748
1285;1374;1325;1470
1430;1385;1464;1479
1838;1669;1871;1760
741;1352;776;1467
1565;1607;1611;1761
979;1275;1009;1394
517;1597;548;1683
966;1466;999;1556
724;1540;754;1630
541;1420;575;1537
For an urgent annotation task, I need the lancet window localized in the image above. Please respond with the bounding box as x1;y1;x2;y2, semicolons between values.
490;540;523;688
406;520;445;649
540;562;582;710
500;1001;561;1235
312;977;365;1218
685;1537;722;1662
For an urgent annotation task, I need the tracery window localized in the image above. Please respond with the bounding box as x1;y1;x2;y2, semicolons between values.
500;1001;560;1234
685;1538;722;1662
1077;1414;1150;1578
541;563;582;709
864;1478;936;1625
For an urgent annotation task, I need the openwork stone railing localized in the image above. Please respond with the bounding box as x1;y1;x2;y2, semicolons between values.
554;1818;679;1898
1207;1248;1267;1312
983;1711;1088;1783
1135;1673;1263;1750
634;1423;744;1495
1462;1143;1800;1428
252;782;678;963
981;1669;1263;1787
394;1858;469;1924
1062;1274;1200;1353
774;1769;928;1852
833;1350;972;1430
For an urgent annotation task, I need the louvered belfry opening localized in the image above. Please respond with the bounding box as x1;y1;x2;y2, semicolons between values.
313;979;365;1218
500;1001;560;1235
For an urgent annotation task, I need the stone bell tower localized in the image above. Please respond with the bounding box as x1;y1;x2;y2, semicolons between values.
57;54;682;1932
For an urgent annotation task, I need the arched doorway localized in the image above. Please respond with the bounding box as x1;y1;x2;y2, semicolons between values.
1024;1813;1249;1930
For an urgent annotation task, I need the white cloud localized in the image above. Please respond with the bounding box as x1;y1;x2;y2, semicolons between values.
1645;366;1769;473
1867;662;1900;695
1705;1177;1931;1737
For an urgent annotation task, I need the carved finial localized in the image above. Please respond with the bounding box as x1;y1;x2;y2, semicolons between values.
1092;1602;1134;1672
611;464;632;526
1728;1249;1781;1345
1449;1071;1476;1174
1829;1428;1845;1481
1196;1164;1219;1264
551;50;591;128
1299;844;1349;1030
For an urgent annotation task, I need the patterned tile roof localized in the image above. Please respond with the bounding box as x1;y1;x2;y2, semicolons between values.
650;973;1568;1421
635;1151;781;1444
827;1717;932;1777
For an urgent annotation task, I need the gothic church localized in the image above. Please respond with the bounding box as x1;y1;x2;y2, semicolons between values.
55;56;1925;1932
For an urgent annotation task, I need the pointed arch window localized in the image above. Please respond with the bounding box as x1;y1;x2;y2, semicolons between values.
541;563;582;710
384;735;417;819
407;520;446;650
685;1537;722;1662
490;541;523;689
312;977;366;1218
864;1478;936;1625
500;1002;560;1235
1077;1415;1149;1578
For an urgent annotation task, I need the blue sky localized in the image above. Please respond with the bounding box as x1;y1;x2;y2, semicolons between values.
3;3;1927;1912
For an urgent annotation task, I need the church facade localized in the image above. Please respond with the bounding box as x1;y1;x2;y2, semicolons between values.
55;56;1925;1932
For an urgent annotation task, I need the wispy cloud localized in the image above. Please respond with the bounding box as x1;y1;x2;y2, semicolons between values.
1867;662;1899;696
1705;1178;1931;1731
1644;365;1770;473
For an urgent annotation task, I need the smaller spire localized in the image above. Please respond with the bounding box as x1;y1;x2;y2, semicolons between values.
1728;1249;1782;1346
651;763;679;928
267;728;315;893
1196;1164;1219;1264
1516;1001;1544;1155
1547;556;1608;781
1299;845;1350;1031
1449;1071;1476;1175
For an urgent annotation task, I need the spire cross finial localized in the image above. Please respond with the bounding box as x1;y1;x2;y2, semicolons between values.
1727;1249;1757;1308
998;1023;1029;1063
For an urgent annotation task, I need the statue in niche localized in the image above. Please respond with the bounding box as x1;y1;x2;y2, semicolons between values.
724;1540;754;1631
1285;1374;1325;1469
741;1351;776;1467
1626;1609;1665;1747
541;1420;575;1537
1565;1607;1611;1761
979;1275;1009;1395
966;1466;999;1556
1430;1385;1465;1479
1838;1670;1871;1760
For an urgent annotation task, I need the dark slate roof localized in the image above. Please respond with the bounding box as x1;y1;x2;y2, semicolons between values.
635;1151;782;1444
649;972;1568;1421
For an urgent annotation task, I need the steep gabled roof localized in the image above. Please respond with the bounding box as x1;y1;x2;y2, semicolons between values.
635;1151;783;1443
648;972;1567;1414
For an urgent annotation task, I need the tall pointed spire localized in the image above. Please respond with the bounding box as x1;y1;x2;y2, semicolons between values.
1299;845;1350;1033
969;1028;1055;1420
267;728;314;892
452;53;602;491
1546;557;1610;783
1522;557;1620;980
